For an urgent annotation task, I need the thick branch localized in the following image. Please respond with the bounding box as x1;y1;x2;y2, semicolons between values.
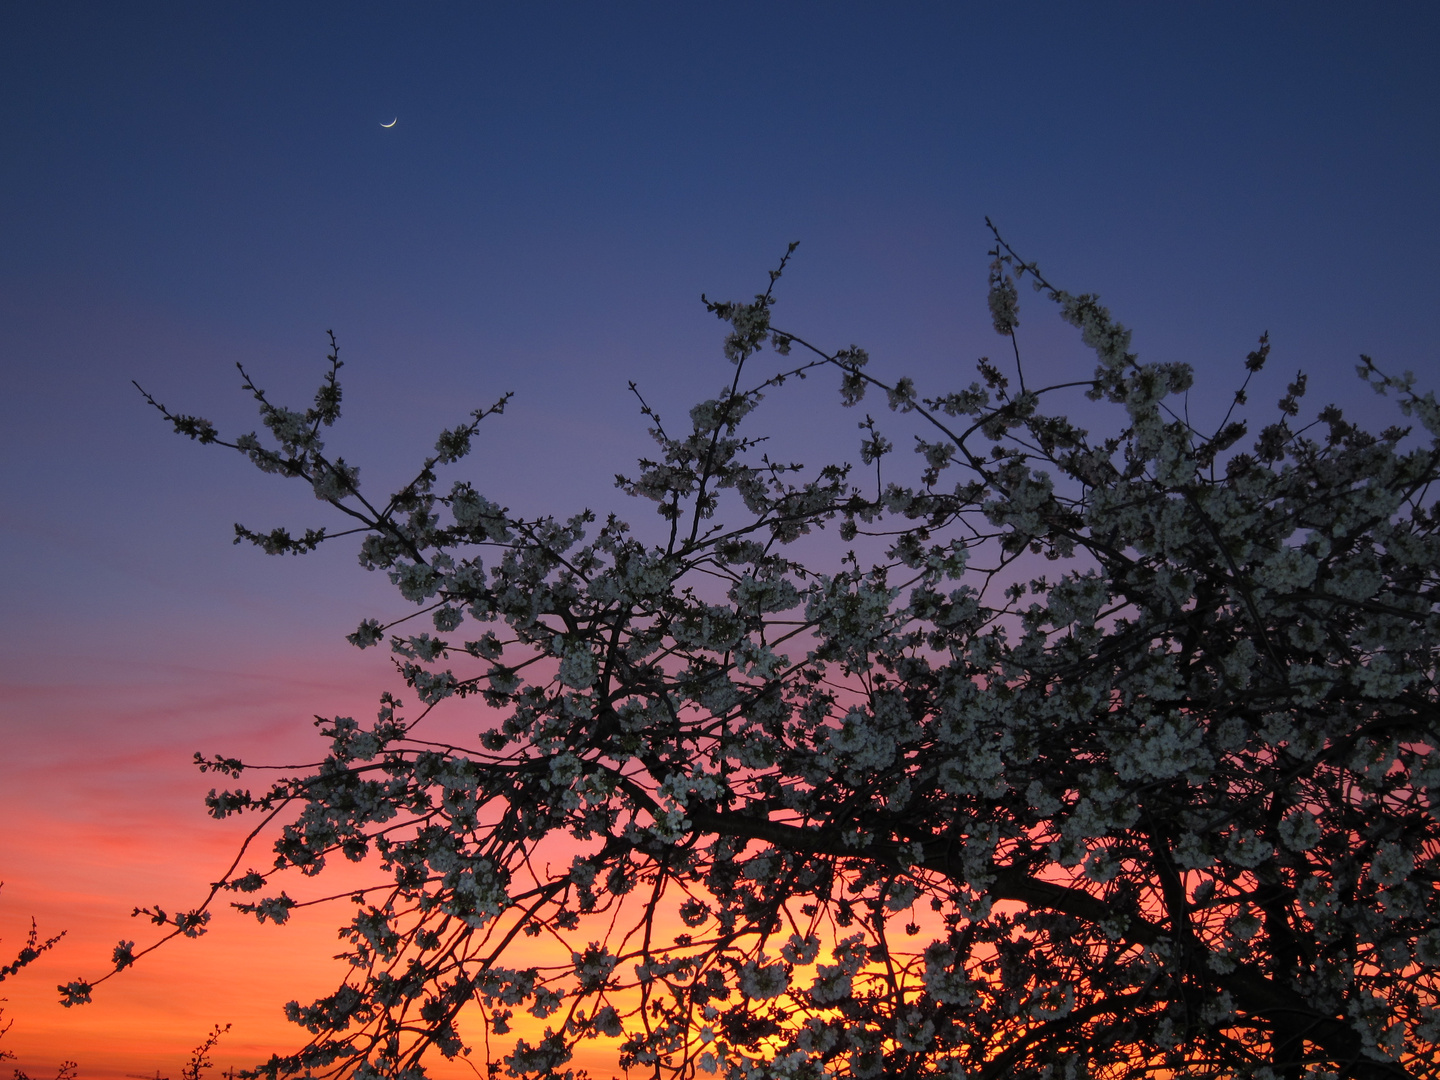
684;809;1418;1080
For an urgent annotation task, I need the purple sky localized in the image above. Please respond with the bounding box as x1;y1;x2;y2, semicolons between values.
2;3;1438;1073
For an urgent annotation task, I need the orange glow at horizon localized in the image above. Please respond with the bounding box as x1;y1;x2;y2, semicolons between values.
0;637;969;1078
1;646;741;1078
0;649;477;1078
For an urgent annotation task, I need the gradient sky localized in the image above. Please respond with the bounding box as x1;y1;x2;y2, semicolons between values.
3;3;1439;1075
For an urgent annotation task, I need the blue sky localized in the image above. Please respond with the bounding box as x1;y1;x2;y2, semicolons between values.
1;2;1437;1071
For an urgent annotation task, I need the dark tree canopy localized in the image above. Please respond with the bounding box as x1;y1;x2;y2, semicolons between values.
89;230;1440;1080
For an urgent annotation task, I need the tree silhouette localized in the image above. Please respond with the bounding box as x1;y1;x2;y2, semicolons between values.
1;884;72;1080
90;228;1439;1079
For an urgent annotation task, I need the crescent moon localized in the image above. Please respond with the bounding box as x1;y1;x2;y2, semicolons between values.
380;118;397;128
